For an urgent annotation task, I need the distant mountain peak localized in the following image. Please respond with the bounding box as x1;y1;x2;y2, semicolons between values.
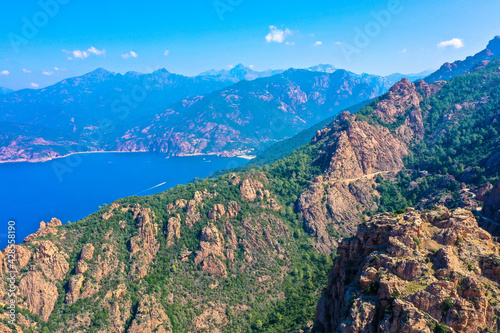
152;68;170;74
81;68;114;81
231;63;248;70
307;64;337;73
198;64;284;82
90;67;112;75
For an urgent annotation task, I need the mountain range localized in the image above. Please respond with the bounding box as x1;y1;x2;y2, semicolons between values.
0;53;442;163
1;36;500;332
0;64;396;162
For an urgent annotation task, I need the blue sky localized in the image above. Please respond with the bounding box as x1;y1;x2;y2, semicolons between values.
0;0;499;89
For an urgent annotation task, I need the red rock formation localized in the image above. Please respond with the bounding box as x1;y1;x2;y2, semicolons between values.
314;207;500;332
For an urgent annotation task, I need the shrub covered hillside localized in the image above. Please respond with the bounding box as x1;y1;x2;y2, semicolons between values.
0;58;499;332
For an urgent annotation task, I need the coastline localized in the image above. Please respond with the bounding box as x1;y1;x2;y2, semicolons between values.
0;150;256;164
0;150;150;164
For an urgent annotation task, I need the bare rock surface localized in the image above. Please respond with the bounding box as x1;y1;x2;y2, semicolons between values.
313;207;500;333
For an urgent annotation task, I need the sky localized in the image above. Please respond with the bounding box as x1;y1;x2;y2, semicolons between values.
0;0;499;90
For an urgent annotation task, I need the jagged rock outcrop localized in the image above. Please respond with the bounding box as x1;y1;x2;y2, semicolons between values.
319;114;409;182
14;239;70;321
166;215;181;246
194;223;227;276
208;204;226;221
240;179;265;201
66;274;85;304
18;271;59;322
226;201;240;218
301;108;411;253
313;207;500;333
127;294;172;333
23;218;62;242
299;176;380;254
80;243;95;261
371;78;422;123
129;205;160;278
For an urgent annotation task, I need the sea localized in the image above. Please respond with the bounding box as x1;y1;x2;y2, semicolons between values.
0;152;249;249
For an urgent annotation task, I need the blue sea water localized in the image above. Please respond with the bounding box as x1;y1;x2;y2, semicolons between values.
0;153;248;249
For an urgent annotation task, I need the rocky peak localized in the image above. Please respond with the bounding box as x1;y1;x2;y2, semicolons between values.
320;119;409;181
313;207;500;333
129;205;160;278
486;35;500;54
372;78;423;123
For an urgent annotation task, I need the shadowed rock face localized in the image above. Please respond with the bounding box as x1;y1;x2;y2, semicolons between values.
484;182;500;222
313;207;500;333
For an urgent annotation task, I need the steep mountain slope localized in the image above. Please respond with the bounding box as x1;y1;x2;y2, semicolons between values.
425;36;500;82
314;207;500;333
1;58;499;332
116;69;392;157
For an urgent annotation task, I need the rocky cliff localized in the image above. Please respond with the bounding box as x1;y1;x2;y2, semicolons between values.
314;207;500;333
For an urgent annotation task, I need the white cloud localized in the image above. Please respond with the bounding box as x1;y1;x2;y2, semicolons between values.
164;50;170;56
336;41;342;45
122;51;138;59
30;83;39;88
438;38;464;49
265;26;292;43
87;46;105;56
401;49;407;53
22;68;31;73
0;70;10;75
314;41;323;46
42;71;53;76
64;46;105;60
285;42;295;45
249;65;255;69
72;50;89;59
54;67;66;71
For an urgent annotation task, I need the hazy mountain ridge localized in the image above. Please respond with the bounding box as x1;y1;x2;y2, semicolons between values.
0;54;448;163
0;66;393;162
114;69;393;157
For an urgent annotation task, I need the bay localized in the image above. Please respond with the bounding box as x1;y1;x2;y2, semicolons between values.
0;152;248;248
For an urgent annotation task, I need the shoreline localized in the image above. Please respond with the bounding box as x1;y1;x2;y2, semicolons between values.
0;150;256;164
